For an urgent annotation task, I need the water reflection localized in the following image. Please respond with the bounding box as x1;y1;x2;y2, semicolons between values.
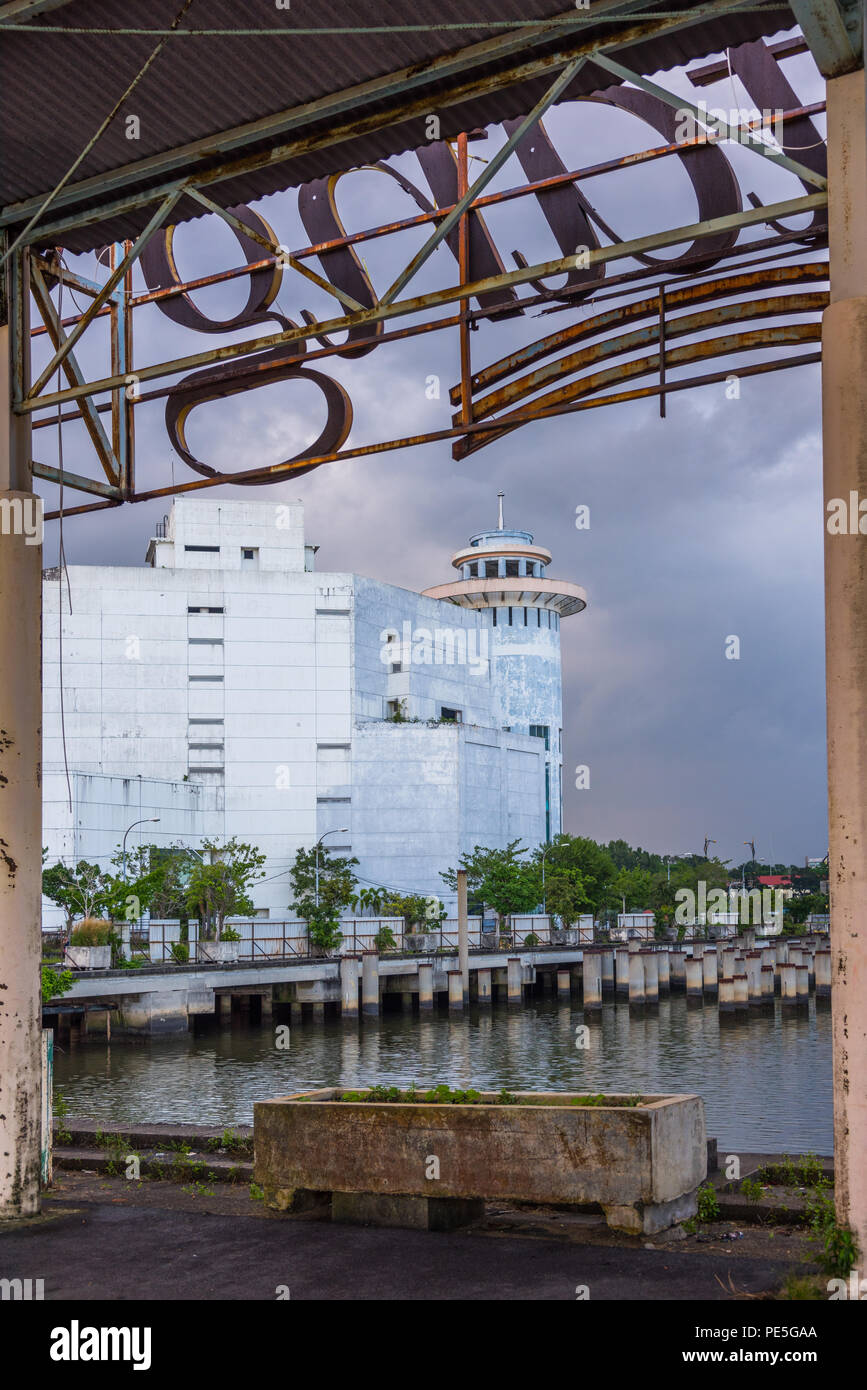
53;995;832;1152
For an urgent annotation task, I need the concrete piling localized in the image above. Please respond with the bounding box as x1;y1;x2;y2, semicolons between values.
616;947;630;993
418;962;434;1011
340;955;360;1019
628;951;646;1008
582;952;603;1010
669;949;686;991
734;973;749;1011
719;976;735;1012
745;952;762;1006
816;949;832;998
507;957;523;1006
642;951;659;1006
600;949;615;994
685;956;704;1003
761;965;775;1003
780;962;798;1006
796;964;810;1004
557;968;571;999
448;971;464;1011
656;950;670;995
362;951;380;1017
702;947;718;998
477;967;492;1006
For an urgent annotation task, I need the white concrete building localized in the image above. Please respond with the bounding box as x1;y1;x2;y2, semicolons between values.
42;497;585;916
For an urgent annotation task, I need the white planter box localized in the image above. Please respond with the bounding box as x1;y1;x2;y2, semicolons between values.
196;941;240;964
404;932;440;952
66;944;111;970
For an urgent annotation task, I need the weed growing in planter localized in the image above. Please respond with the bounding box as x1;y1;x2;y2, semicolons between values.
697;1183;721;1221
740;1176;765;1202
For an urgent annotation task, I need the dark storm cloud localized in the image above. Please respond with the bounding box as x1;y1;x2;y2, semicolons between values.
40;32;828;864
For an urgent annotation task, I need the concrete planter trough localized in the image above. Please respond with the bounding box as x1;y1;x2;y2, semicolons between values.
65;944;111;970
196;940;240;965
404;931;439;952
254;1089;706;1234
550;927;580;945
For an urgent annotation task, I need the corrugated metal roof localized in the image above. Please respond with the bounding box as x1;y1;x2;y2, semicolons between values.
0;0;797;252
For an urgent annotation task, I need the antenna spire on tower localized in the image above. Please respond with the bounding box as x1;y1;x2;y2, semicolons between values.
497;491;504;530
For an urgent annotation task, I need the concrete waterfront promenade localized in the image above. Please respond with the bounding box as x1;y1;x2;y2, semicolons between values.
0;1165;822;1303
45;933;832;1038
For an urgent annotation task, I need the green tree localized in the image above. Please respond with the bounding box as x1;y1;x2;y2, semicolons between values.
290;843;359;953
42;859;110;931
544;867;589;927
442;841;539;932
186;838;267;941
536;835;616;918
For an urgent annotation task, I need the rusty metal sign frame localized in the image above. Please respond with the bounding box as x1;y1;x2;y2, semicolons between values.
8;28;831;519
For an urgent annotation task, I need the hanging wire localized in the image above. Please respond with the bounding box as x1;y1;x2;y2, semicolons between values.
54;264;73;813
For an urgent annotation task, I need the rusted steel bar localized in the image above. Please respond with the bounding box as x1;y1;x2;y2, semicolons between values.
453;322;823;458
456;132;473;430
18;192;828;415
454;261;829;404
42;348;820;521
461;292;827;426
659;284;666;419
28;187;184;399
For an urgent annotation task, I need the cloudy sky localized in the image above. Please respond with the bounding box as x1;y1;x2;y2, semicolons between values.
36;27;829;868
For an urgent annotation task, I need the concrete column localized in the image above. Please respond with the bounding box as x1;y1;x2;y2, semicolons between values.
816;949;832;998
734;973;748;1011
476;967;492;1006
615;947;630;993
457;869;469;1004
0;263;41;1217
600;949;615;994
418;962;434;1010
628;952;645;1007
691;942;705;961
780;962;798;1006
642;951;659;1006
702;948;718;998
719;976;735;1013
796;965;810;1004
401;991;414;1012
775;940;788;966
582;952;602;1010
746;953;762;1006
340;955;360;1019
685;956;703;1003
722;948;736;979
290;1001;303;1026
627;936;641;954
669;949;685;991
507;957;523;1005
656;949;670;995
259;990;273;1024
448;971;464;1011
312;1002;325;1023
556;968;571;999
761;965;775;1004
362;951;380;1016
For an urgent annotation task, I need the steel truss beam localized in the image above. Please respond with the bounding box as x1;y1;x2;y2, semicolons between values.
0;0;763;244
789;0;863;77
17;191;827;416
381;55;586;304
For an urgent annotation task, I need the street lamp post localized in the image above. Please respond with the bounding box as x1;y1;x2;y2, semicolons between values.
315;828;349;908
121;817;160;882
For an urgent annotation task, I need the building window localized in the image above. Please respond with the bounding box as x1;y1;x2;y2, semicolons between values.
505;559;520;578
184;545;219;553
241;547;259;569
188;606;224;614
390;661;402;674
189;675;224;682
530;724;550;749
484;560;498;578
507;606;513;626
440;706;462;723
492;608;497;626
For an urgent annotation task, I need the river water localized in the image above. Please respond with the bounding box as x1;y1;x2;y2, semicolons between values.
53;995;833;1153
